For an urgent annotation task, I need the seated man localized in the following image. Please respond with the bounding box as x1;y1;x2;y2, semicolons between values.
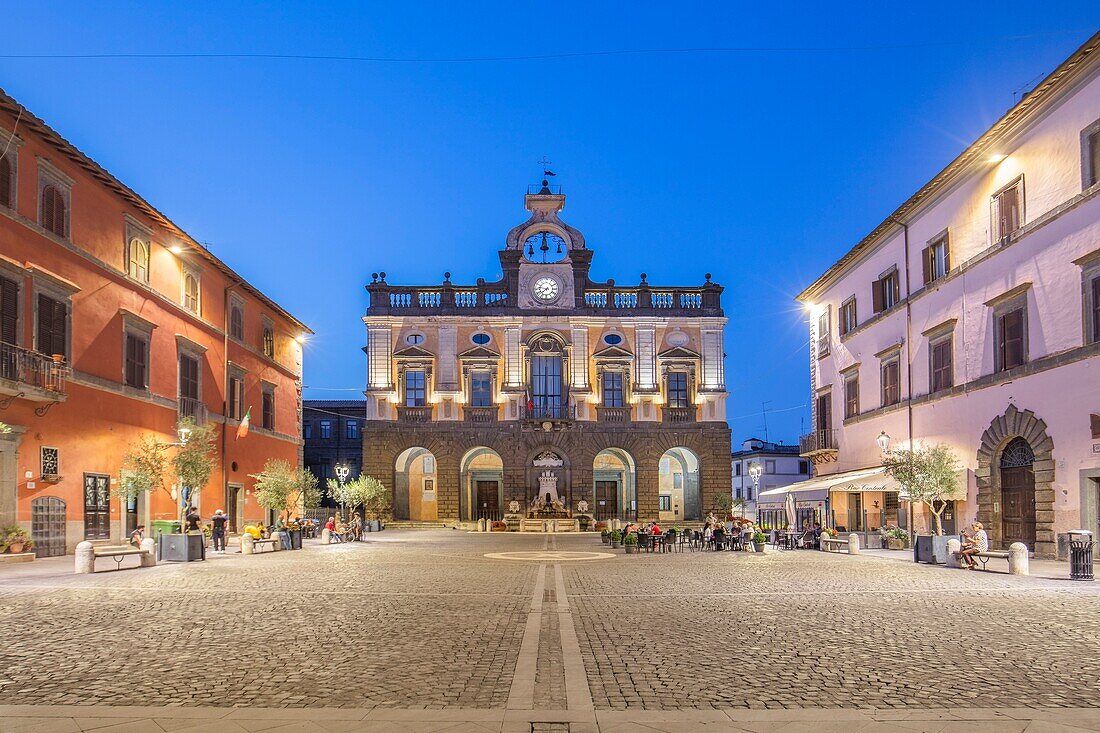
955;521;988;569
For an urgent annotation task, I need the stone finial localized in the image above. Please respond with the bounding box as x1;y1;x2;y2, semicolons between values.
379;271;387;283
705;272;713;283
640;273;648;284
444;272;451;282
371;272;378;282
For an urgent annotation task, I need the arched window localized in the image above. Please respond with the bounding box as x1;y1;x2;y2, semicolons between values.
0;156;12;209
999;437;1034;468
528;334;566;419
41;184;67;237
183;272;200;313
128;238;149;282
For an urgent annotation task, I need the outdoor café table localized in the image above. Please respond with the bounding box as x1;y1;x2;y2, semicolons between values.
782;531;798;550
651;534;667;553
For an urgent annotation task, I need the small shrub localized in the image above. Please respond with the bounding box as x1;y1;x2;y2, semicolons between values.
752;532;767;544
623;533;637;545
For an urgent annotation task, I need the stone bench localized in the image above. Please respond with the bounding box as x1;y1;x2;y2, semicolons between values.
241;534;280;555
820;533;860;555
946;538;1029;575
76;539;156;573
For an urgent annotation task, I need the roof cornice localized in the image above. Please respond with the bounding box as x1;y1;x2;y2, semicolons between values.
798;30;1100;303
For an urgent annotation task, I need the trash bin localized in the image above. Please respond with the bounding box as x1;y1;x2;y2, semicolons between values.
1069;529;1094;581
151;520;181;539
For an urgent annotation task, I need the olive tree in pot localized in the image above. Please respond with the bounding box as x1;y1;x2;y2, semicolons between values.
882;443;963;564
251;460;321;549
361;476;390;531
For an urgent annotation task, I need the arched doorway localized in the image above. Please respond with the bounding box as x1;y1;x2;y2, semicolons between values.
999;437;1036;548
660;447;701;521
976;404;1055;556
394;447;438;521
460;447;504;521
593;449;636;522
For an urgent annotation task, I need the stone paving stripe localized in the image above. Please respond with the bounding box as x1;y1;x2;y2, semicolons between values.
507;564;546;710
553;564;593;712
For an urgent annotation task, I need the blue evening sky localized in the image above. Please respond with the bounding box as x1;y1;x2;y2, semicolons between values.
2;3;1096;445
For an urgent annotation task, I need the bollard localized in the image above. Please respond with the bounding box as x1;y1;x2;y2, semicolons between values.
945;538;961;569
75;541;95;574
241;533;255;555
1069;530;1094;581
272;534;282;551
1008;542;1030;576
477;518;486;532
140;538;157;567
320;528;331;544
847;533;860;555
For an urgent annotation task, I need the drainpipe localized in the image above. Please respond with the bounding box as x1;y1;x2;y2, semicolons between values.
891;217;916;539
222;279;245;530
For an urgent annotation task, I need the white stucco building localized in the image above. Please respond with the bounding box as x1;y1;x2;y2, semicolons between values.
795;31;1100;558
730;438;811;524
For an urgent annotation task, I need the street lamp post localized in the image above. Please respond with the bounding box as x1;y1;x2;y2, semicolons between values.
748;462;763;522
334;462;350;484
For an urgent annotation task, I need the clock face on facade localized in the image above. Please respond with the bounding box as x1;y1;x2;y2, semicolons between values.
532;276;560;302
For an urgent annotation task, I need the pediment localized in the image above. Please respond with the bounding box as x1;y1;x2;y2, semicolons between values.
592;345;634;360
458;345;501;359
658;346;700;360
393;345;435;358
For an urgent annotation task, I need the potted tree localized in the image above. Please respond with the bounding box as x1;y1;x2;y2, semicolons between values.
118;420;215;562
610;529;622;549
623;533;638;554
252;460;321;549
600;529;610;545
883;443;963;564
752;531;767;553
361;476;390;532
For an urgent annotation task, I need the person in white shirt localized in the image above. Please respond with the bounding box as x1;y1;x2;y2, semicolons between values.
955;521;989;569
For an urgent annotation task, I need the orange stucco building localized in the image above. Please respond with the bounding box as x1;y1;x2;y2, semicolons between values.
0;88;310;555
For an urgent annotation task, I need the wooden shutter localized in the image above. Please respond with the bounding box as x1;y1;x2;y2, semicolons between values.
0;276;17;345
921;246;932;284
1000;309;1025;370
816;393;831;431
125;333;147;388
941;238;951;273
179;354;199;400
37;294;66;357
0;156;11;209
1092;276;1100;343
41;185;66;237
872;278;884;313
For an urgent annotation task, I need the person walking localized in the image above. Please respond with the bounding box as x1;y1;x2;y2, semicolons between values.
210;509;228;554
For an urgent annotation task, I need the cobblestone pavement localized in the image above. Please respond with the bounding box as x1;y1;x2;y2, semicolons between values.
1;530;1099;731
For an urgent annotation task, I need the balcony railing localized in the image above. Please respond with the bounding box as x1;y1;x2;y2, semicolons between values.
464;406;498;424
0;342;70;398
521;403;576;422
367;277;721;316
800;428;839;456
398;405;433;423
662;406;695;424
178;396;208;425
597;406;631;423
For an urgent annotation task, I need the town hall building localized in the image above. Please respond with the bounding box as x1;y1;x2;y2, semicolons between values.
361;181;732;527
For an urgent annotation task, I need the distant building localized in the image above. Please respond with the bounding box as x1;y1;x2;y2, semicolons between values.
796;31;1100;558
303;400;366;490
730;438;811;524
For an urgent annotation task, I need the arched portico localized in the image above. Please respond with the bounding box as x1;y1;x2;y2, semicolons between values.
460;447;505;521
660;447;701;521
592;448;636;522
394;447;438;521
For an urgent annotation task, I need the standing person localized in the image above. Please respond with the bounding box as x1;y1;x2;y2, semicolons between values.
210;509;228;554
184;505;205;559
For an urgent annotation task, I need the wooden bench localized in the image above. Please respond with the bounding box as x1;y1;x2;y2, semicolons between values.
973;550;1011;571
251;539;277;553
76;541;155;573
240;535;279;555
821;537;849;552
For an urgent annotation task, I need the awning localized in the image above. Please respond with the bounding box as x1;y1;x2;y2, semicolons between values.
757;466;903;504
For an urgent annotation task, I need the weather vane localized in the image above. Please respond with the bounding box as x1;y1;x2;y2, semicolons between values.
537;155;556;178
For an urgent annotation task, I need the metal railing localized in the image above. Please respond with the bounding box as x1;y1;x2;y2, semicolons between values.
178;396;208;425
800;428;838;455
0;342;69;395
521;403;576;421
662;407;695;424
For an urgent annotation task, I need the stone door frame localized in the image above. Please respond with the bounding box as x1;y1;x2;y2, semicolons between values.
975;404;1055;558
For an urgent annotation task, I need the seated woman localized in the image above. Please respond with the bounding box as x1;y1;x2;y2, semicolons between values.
955;521;988;569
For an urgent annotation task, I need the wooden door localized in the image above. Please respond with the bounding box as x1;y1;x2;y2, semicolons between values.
594;481;618;521
1001;466;1036;547
83;473;110;540
476;481;500;521
31;497;67;557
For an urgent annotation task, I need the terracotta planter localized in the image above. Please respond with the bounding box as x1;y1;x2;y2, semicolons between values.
8;543;23;554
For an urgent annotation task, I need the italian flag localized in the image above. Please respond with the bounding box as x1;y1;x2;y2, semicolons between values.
236;407;251;440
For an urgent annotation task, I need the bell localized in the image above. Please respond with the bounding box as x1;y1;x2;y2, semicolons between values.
526;242;534;258
556;240;563;254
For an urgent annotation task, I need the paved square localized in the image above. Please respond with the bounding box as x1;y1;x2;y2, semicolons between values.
1;530;1099;731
